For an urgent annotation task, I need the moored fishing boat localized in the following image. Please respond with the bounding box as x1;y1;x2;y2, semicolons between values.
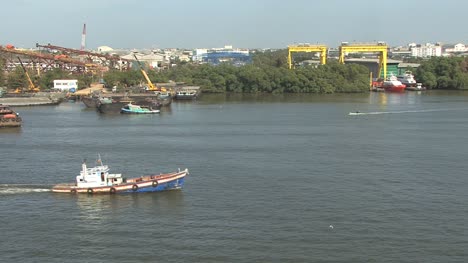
406;83;426;91
52;157;188;194
121;103;160;114
0;104;22;128
174;90;198;100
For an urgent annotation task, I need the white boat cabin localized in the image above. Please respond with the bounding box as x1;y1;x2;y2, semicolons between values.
76;161;124;187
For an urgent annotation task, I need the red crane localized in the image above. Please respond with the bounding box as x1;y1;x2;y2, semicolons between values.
36;43;132;70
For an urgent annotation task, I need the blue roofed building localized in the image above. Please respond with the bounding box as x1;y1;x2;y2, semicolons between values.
193;45;251;66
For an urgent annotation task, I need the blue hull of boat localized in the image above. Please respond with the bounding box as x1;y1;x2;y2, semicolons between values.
122;178;185;193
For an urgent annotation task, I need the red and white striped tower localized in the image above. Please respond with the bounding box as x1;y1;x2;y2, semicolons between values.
80;23;86;50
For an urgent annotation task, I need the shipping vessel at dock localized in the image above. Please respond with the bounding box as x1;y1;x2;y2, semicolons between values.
0;104;22;128
372;75;406;92
381;75;406;92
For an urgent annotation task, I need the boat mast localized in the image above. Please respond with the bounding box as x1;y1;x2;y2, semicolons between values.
82;159;87;179
97;153;103;166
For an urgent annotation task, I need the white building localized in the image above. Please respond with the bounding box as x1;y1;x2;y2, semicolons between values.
192;49;208;62
444;43;467;53
97;46;114;53
410;43;442;57
121;52;166;69
53;79;78;92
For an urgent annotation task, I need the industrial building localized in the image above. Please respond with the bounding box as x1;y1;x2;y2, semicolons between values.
193;46;251;65
345;58;399;79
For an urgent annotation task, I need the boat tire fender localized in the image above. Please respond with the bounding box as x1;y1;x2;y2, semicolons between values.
110;187;116;194
87;188;93;194
152;181;158;187
70;189;77;194
132;184;138;191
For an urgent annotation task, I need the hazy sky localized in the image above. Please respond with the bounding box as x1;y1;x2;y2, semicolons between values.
1;0;465;49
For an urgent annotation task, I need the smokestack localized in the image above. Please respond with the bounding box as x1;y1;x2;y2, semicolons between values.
81;23;86;50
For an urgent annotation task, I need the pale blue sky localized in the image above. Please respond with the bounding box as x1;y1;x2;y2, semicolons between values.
1;0;465;49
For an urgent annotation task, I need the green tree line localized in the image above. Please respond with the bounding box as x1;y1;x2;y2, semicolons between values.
104;50;371;93
415;57;468;89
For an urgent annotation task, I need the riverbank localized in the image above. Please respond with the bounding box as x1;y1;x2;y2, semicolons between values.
0;92;66;106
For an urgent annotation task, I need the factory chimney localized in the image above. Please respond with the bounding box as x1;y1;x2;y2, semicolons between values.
80;23;86;50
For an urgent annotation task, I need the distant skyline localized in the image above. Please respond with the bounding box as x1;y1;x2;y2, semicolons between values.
1;0;466;50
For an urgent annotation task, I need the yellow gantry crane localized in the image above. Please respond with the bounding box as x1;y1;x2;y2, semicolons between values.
287;45;328;69
338;42;388;79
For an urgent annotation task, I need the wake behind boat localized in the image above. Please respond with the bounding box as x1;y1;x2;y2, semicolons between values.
52;157;188;194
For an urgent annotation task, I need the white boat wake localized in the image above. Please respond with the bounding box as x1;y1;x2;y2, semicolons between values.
0;184;52;194
349;108;468;116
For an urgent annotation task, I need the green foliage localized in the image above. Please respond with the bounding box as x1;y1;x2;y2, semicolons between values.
100;51;371;94
6;67;26;89
252;49;288;68
38;68;69;89
415;57;468;89
0;58;5;86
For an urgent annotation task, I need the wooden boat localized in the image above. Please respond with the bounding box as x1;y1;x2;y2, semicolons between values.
52;157;188;194
406;83;426;91
174;90;198;100
0;104;22;128
121;103;160;114
81;95;113;108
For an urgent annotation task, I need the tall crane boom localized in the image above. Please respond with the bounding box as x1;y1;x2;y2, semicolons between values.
17;57;40;92
133;54;157;91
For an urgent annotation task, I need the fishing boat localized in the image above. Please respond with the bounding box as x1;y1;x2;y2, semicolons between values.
121;103;160;114
98;97;162;114
405;83;426;91
174;89;198;100
52;157;189;194
381;74;406;92
0;104;22;128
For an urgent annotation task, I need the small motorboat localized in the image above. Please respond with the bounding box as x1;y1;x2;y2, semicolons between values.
405;83;426;91
349;111;365;116
120;103;160;114
52;157;188;194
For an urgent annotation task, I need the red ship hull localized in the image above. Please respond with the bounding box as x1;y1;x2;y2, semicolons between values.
383;84;406;92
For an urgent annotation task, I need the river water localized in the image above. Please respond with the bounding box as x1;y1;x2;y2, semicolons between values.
1;91;468;262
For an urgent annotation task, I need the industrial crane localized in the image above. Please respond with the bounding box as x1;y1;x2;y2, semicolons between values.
15;57;40;93
36;43;132;71
133;54;165;92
